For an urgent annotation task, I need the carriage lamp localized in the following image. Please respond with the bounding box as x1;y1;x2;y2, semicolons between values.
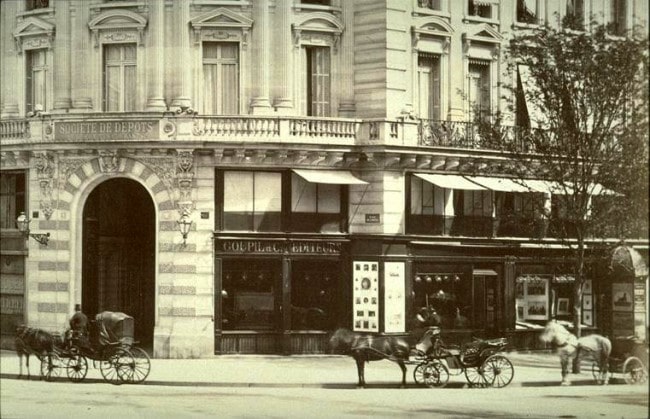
16;212;50;246
177;210;192;247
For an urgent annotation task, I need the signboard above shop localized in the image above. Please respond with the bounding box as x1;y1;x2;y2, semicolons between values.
215;238;345;256
55;120;160;142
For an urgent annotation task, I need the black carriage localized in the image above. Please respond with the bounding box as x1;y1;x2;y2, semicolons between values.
592;337;648;385
40;311;151;384
413;327;514;388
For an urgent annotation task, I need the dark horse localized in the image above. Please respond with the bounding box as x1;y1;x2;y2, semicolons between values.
15;325;61;379
329;328;410;388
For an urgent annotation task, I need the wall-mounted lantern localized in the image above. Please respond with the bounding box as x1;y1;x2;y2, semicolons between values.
177;210;192;247
16;212;50;246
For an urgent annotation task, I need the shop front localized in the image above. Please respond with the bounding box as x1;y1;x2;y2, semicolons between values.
214;236;349;354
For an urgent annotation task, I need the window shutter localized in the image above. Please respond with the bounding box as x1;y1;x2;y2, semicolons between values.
309;47;330;117
25;51;33;114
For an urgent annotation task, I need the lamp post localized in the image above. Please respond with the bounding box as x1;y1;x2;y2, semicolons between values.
16;212;50;246
177;210;192;247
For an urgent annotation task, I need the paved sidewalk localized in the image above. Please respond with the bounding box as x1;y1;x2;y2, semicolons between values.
0;349;620;388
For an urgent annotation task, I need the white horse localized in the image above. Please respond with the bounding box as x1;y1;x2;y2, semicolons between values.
540;321;611;386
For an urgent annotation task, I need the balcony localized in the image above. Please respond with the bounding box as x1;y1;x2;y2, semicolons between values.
1;114;542;154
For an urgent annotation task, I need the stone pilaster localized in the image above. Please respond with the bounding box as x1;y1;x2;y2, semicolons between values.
273;0;293;112
250;0;272;114
170;1;191;109
53;0;71;111
146;0;167;111
0;0;20;117
338;0;356;117
71;2;92;110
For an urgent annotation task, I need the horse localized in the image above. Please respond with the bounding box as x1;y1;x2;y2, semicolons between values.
540;321;611;385
15;325;62;379
329;328;411;388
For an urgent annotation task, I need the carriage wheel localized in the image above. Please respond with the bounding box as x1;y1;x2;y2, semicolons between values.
100;348;133;385
623;357;648;385
40;353;62;381
413;362;428;386
122;347;151;384
66;355;88;383
422;361;450;388
481;355;514;388
464;366;489;388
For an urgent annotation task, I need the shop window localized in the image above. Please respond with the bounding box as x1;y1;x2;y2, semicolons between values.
468;0;493;19
25;0;48;10
417;53;441;121
516;0;538;24
515;275;550;323
221;259;281;330
222;171;282;232
0;171;26;229
103;43;136;112
290;173;343;233
25;49;48;115
413;272;472;329
467;61;491;122
301;46;330;117
291;260;339;330
301;0;331;5
203;42;239;115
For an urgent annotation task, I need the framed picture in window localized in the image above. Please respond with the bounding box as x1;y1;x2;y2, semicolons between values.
557;298;570;315
516;304;525;321
582;279;592;294
583;310;593;326
582;294;593;310
526;300;548;320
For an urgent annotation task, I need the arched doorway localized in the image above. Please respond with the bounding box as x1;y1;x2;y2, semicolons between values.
82;178;155;350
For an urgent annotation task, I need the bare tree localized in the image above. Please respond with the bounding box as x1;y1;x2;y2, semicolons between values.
479;21;648;346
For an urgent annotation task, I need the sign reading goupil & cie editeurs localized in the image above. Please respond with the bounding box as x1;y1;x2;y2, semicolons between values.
216;238;343;255
55;120;159;142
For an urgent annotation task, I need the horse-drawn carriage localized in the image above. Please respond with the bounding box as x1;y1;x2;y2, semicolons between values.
40;311;151;385
329;326;514;388
412;327;514;388
591;336;648;385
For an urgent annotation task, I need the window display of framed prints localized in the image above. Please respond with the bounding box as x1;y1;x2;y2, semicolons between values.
582;278;594;327
516;275;550;321
557;298;570;315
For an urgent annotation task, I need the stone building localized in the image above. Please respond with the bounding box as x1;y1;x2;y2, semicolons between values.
1;0;647;358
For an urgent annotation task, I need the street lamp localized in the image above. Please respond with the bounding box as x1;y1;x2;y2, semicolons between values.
16;212;50;246
177;210;192;247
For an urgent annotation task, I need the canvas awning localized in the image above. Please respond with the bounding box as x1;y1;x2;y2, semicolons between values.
414;173;486;190
518;64;548;129
464;176;531;193
519;179;572;194
610;246;649;277
292;169;367;185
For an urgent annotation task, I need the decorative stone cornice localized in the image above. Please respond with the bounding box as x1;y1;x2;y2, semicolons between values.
190;8;253;49
88;9;148;48
292;12;344;51
13;16;55;54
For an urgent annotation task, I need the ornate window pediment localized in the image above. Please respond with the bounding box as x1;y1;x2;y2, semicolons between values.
13;17;55;53
412;17;453;51
292;13;344;50
88;9;148;48
463;23;503;45
190;8;253;48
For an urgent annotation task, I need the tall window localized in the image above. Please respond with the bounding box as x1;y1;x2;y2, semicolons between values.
103;43;136;112
203;42;239;115
303;46;331;117
564;0;584;30
468;61;491;122
25;49;47;114
419;0;442;10
417;54;441;120
461;190;492;217
610;0;627;35
25;0;48;10
222;171;282;232
468;0;492;19
517;0;538;24
291;173;343;233
0;172;26;230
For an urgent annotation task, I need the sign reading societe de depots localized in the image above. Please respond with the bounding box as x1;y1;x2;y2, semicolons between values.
55;120;159;141
216;238;343;255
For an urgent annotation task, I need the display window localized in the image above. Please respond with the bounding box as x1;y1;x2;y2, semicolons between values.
291;260;339;330
221;259;282;330
413;271;472;329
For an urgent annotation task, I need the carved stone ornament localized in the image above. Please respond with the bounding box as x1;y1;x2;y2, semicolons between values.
176;150;195;205
13;16;55;54
98;150;120;173
34;151;55;219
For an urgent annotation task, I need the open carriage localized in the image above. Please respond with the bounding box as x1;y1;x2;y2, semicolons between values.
592;337;648;385
413;327;514;388
40;311;151;385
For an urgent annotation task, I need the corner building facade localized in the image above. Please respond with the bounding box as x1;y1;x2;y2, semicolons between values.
1;0;647;357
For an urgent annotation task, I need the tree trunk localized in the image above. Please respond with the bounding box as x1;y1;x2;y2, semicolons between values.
572;243;585;373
